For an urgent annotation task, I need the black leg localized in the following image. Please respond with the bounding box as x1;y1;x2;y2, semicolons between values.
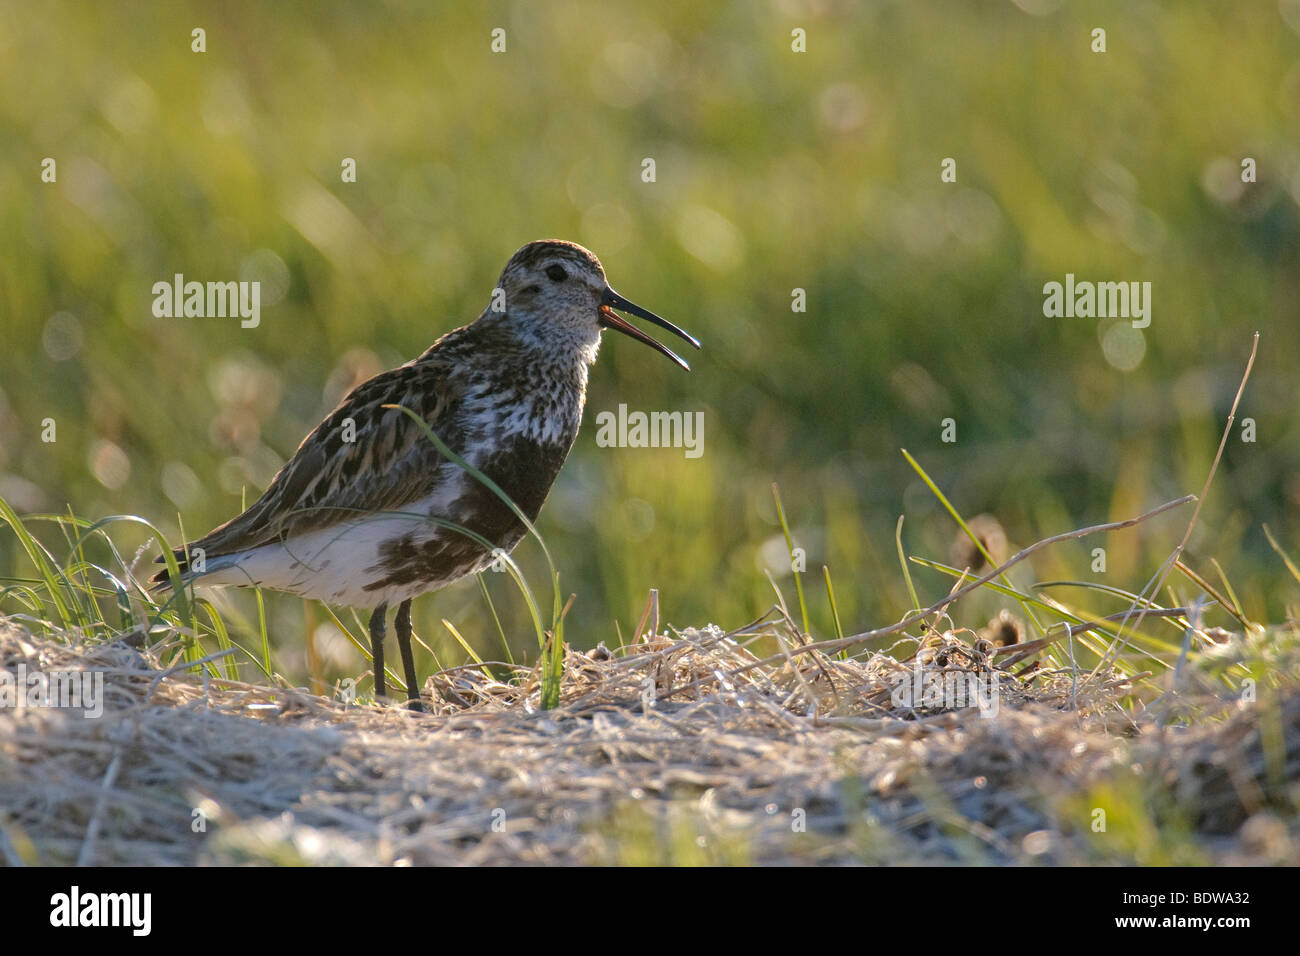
369;603;388;700
394;599;424;712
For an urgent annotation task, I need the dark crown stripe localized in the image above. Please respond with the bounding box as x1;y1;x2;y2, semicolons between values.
505;239;602;274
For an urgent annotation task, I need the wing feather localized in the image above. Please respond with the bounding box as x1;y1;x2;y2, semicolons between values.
163;357;459;568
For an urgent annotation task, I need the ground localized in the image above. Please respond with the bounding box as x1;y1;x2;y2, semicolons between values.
1;614;1296;866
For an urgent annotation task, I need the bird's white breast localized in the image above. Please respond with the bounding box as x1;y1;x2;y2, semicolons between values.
190;481;476;608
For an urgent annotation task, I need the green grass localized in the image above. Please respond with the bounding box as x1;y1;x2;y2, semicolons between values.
3;423;1297;869
0;483;570;706
0;438;1281;714
3;475;1296;868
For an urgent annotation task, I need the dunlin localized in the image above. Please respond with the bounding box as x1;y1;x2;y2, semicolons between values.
152;239;699;709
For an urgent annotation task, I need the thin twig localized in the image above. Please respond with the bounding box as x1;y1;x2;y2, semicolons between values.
995;606;1195;668
76;741;125;866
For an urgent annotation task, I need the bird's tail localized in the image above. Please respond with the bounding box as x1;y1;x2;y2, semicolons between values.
150;546;246;594
148;545;198;593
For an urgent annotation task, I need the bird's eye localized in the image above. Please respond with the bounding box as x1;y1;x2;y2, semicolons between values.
545;265;568;282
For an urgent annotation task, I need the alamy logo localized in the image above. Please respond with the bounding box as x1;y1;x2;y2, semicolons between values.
152;274;261;328
1042;273;1150;328
49;886;151;936
0;664;103;718
594;404;704;459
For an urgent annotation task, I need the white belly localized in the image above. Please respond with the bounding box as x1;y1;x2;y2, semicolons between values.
187;490;495;608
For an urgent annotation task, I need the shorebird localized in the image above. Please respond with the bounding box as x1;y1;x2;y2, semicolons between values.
152;239;699;709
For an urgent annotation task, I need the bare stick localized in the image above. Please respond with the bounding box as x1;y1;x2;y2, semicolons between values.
1089;332;1259;681
77;744;124;866
728;494;1195;675
995;606;1194;668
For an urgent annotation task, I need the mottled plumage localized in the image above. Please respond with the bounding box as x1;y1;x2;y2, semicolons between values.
152;239;699;708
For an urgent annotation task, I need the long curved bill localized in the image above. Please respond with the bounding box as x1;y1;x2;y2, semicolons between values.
599;286;701;371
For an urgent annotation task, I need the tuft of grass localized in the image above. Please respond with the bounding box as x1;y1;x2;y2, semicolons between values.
822;565;844;642
0;498;265;683
254;588;272;681
901;448;1046;637
0;484;569;708
895;514;922;613
478;574;515;666
441;618;493;681
770;483;810;637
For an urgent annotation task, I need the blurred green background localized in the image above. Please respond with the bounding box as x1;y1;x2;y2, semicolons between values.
1;1;1298;685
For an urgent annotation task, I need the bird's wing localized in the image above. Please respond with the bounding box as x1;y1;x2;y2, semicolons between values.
172;357;462;562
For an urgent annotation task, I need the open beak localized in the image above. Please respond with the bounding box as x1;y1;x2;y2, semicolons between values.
599;286;701;371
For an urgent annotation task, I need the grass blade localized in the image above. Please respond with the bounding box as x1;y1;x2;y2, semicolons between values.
901;448;1046;637
771;484;810;636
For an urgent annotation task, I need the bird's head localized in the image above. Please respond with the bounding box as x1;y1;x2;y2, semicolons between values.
492;239;700;370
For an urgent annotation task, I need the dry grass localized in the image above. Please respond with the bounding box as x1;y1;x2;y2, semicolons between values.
2;609;1297;867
